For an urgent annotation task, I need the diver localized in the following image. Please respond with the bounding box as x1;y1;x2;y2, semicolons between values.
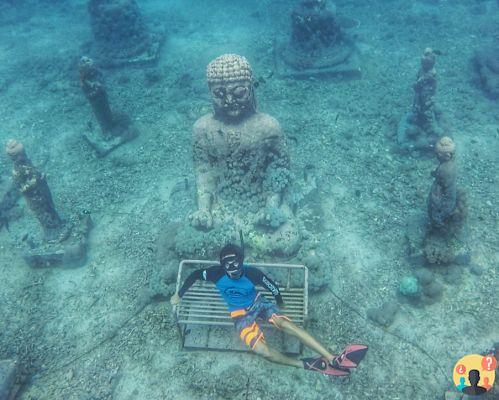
170;243;368;376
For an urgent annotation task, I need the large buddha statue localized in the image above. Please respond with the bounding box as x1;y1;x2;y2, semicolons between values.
188;54;300;255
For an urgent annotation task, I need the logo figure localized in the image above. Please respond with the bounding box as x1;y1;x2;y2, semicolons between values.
452;354;496;396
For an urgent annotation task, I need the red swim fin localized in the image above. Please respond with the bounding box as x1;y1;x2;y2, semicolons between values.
302;357;350;376
331;344;368;369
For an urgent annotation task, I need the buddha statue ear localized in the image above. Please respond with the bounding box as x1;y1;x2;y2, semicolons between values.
249;84;257;113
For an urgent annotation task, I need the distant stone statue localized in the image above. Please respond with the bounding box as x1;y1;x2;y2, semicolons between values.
87;0;163;67
79;56;138;156
189;54;300;255
474;43;499;99
275;0;360;78
398;48;446;153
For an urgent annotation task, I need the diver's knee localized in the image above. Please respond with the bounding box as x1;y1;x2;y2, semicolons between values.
252;340;271;358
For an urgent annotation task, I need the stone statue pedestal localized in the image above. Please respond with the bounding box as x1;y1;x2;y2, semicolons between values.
275;36;361;79
83;115;139;157
22;214;93;268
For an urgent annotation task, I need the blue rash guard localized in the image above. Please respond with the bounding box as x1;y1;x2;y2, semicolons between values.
178;264;283;311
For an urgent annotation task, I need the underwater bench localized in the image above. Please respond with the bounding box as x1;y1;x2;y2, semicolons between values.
174;260;308;355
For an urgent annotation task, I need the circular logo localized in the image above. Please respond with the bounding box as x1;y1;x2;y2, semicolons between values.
452;354;496;396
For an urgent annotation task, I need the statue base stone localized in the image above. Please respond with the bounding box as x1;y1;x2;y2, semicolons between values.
397;112;445;154
83;116;139;157
22;214;93;268
89;32;164;69
275;37;361;79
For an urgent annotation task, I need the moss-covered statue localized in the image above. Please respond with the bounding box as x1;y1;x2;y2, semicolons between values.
275;0;360;78
187;54;300;256
423;137;467;265
87;0;163;67
397;48;447;154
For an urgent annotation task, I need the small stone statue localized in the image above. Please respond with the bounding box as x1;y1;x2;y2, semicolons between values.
189;54;300;255
291;0;340;52
428;136;457;228
5;140;92;268
79;56;138;156
423;136;468;265
6;139;67;241
473;43;499;99
87;0;163;67
275;0;360;78
398;48;446;153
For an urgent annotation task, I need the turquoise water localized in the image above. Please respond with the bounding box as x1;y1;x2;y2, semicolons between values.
0;1;498;399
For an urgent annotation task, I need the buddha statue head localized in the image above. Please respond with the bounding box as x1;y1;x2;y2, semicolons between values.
206;54;256;122
435;136;455;162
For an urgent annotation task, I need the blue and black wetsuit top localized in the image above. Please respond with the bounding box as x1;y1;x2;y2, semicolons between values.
178;264;283;311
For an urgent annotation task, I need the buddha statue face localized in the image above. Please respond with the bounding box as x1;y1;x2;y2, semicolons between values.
206;54;256;122
209;80;254;120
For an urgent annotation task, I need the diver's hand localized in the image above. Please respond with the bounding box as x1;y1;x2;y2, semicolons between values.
189;209;213;230
170;293;181;306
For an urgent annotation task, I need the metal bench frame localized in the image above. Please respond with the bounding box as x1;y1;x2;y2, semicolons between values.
174;259;308;353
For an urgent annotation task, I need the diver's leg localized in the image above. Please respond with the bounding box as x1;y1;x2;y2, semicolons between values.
270;316;335;362
252;339;302;368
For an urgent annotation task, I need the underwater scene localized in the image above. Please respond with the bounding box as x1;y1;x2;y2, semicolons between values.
0;0;498;399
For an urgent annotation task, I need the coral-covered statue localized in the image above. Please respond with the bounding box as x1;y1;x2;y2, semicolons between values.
189;54;299;255
6;139;67;241
79;56;138;156
87;0;163;67
5;140;92;268
398;48;445;153
427;136;457;228
423;136;468;265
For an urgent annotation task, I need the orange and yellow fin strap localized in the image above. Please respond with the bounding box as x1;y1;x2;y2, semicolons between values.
230;309;247;318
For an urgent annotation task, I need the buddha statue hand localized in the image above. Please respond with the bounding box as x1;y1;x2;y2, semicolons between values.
189;209;214;230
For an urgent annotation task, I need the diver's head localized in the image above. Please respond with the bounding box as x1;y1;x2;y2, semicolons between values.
220;243;244;279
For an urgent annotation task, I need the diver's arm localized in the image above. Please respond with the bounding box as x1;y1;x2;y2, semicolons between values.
177;265;223;297
246;267;284;306
178;269;204;297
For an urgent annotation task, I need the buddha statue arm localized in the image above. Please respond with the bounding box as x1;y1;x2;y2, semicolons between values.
195;162;216;212
259;119;293;228
190;122;216;229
